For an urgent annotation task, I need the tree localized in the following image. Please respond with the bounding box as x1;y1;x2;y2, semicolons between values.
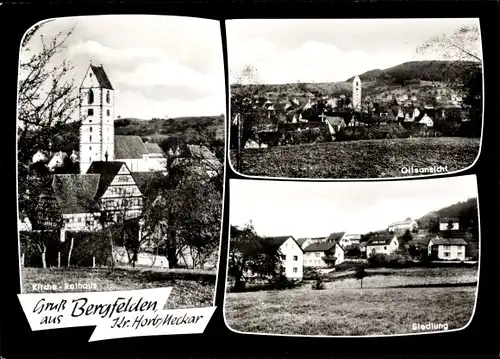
354;267;369;289
18;21;80;228
229;223;282;290
416;24;482;136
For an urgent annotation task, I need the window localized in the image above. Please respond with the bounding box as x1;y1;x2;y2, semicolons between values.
88;109;94;116
77;217;82;223
444;252;451;257
457;252;463;257
315;253;320;258
88;89;94;104
384;246;387;250
89;135;92;142
89;156;92;163
89;127;92;132
281;255;286;260
444;245;451;250
89;146;92;150
106;90;110;104
293;255;298;261
118;176;129;182
293;267;298;273
107;109;110;116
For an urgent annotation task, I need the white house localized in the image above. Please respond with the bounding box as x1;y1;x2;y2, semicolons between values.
114;136;167;173
32;150;48;164
366;233;399;257
337;233;362;247
428;237;467;260
303;241;345;268
266;236;303;280
439;217;460;231
387;219;418;233
419;113;434;127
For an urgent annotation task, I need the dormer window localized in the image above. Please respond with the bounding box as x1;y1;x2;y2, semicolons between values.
106;90;110;104
88;89;94;104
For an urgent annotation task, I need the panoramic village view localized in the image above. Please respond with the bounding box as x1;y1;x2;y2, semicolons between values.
227;19;482;179
17;16;225;308
226;177;479;336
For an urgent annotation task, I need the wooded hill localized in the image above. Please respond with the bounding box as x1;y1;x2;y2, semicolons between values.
230;60;481;103
417;197;479;239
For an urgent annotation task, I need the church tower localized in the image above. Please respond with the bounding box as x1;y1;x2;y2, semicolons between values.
352;75;362;111
79;63;115;174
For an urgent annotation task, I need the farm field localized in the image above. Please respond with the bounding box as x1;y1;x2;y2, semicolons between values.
225;267;478;336
230;137;480;179
22;267;216;309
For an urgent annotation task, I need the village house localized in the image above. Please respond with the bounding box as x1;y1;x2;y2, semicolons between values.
439;217;460;231
303;241;345;268
338;233;362;247
365;233;399;257
427;236;467;261
387;218;418;233
36;161;144;241
265;236;304;280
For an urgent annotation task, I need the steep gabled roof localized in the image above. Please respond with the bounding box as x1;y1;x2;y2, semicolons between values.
50;174;100;214
303;242;336;252
265;236;293;248
130;171;159;193
114;136;149;159
327;232;345;243
296;238;308;246
91;65;114;90
86;161;127;198
388;219;415;227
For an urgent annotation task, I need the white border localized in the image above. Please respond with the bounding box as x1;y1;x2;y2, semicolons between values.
225;18;485;182
16;16;228;309
222;175;481;338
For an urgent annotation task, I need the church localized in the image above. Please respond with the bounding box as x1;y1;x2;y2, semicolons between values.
79;63;166;174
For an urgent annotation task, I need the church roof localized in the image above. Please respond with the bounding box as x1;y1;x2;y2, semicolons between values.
49;174;100;214
144;142;164;154
91;65;114;90
86;161;128;198
114;135;149;159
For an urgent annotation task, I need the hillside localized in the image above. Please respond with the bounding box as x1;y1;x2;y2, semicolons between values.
417;197;478;236
230;60;481;104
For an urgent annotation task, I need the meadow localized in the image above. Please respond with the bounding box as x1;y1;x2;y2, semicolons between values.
224;267;478;336
22;267;216;309
229;137;480;179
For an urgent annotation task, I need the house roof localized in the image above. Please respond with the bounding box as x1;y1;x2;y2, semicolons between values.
114;135;149;159
430;237;468;246
264;236;294;249
388;219;415;227
439;217;460;223
49;174;100;214
324;117;345;127
86;161;128;198
91;65;114;90
144;142;164;154
296;238;308;246
359;241;367;248
327;232;345;243
366;233;396;246
303;242;337;252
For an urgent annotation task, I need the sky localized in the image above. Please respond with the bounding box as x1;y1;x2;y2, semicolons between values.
226;18;481;84
229;175;478;238
19;15;225;119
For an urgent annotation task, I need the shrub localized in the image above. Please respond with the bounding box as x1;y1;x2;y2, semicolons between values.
273;273;302;290
368;252;415;268
311;276;325;290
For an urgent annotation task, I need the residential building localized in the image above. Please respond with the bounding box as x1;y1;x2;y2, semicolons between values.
439;217;460;231
303;241;345;268
387;218;418;233
266;236;304;280
427;237;467;260
337;233;361;247
365;233;399;257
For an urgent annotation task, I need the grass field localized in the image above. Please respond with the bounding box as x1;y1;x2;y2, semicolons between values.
225;267;477;336
22;267;216;309
230;137;480;179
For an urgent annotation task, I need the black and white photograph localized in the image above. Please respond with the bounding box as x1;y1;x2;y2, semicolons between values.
227;18;483;179
225;175;479;336
17;15;225;308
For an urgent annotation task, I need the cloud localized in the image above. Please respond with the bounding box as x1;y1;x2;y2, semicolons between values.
20;15;225;119
227;18;481;84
